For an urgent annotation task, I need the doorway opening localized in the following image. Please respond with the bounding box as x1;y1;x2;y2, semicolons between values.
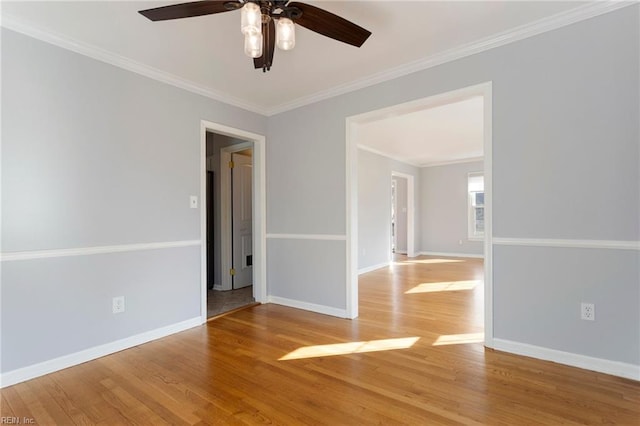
200;122;267;323
391;178;397;254
391;171;415;258
346;82;493;347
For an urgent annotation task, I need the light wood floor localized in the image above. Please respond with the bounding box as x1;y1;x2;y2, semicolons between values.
2;255;639;424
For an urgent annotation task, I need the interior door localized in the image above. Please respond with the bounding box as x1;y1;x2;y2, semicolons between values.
231;152;253;289
207;171;214;289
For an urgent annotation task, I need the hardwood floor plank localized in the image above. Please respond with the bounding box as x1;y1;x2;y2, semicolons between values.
1;255;639;424
12;382;61;425
306;362;481;425
97;356;198;425
47;364;126;424
1;389;21;419
39;375;95;425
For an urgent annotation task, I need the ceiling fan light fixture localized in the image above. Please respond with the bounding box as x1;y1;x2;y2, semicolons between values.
139;0;372;72
240;2;261;35
244;31;263;58
276;17;295;51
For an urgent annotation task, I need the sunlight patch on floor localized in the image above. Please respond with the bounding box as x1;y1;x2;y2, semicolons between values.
433;332;484;346
405;280;480;294
279;337;420;361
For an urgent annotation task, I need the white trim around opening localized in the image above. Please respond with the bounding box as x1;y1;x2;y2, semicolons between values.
200;121;267;325
345;82;494;346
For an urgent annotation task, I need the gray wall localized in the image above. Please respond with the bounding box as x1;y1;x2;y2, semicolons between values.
494;246;639;364
266;108;350;308
268;6;639;365
1;28;266;373
357;149;420;271
420;161;484;256
1;247;200;371
2;4;638;375
358;154;484;268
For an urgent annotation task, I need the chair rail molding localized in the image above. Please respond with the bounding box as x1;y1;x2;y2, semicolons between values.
0;240;202;262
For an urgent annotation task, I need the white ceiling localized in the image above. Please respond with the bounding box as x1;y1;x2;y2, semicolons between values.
357;96;484;167
2;0;594;115
4;1;619;165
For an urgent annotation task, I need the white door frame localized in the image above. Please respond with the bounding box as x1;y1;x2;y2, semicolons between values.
345;82;494;348
200;121;267;324
391;171;416;258
220;142;253;292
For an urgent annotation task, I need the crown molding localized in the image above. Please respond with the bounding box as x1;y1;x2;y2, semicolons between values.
2;2;634;117
0;14;269;116
264;1;635;116
358;144;483;169
421;157;484;168
357;144;422;167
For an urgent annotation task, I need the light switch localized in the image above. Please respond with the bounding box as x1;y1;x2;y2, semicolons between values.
190;196;198;209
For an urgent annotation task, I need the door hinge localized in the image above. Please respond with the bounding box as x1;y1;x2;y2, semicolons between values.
230;268;236;276
229;161;234;169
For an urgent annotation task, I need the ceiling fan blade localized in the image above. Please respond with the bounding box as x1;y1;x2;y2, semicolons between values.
254;18;276;71
139;1;238;22
288;2;371;47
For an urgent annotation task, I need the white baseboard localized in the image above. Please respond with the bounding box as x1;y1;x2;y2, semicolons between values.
358;262;390;275
0;317;202;388
418;251;484;259
493;338;640;381
394;250;408;255
267;296;348;318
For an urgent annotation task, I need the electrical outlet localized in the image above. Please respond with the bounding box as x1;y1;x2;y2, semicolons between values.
113;296;125;314
581;302;595;321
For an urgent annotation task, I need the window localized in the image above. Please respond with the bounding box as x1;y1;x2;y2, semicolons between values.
468;173;484;240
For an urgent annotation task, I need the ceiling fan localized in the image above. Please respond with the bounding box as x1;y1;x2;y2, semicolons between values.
139;0;371;72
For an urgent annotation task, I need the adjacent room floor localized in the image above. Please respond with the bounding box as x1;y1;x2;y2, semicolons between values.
207;286;255;318
2;256;639;424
